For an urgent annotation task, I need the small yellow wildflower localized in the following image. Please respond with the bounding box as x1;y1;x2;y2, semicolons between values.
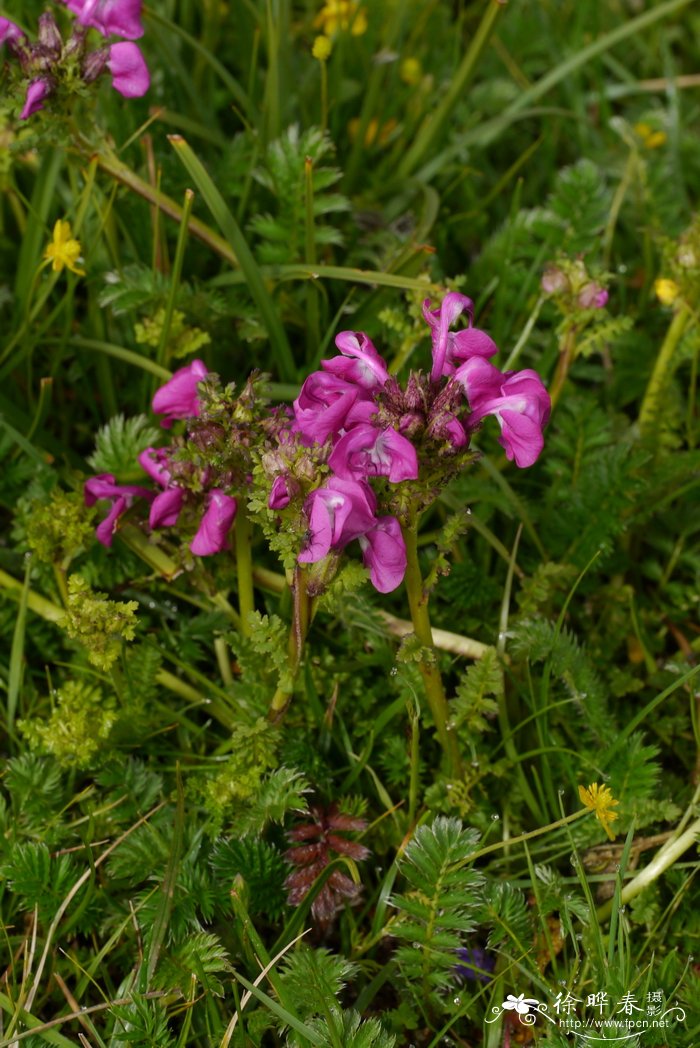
578;782;620;841
634;121;667;150
400;57;422;86
314;0;367;37
312;34;332;61
44;220;85;276
654;278;679;306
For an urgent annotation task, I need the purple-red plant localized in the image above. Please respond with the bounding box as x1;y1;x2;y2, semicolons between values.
284;805;370;927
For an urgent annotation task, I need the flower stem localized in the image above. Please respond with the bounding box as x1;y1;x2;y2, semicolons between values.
402;523;462;777
638;303;692;437
269;566;311;722
548;325;576;408
234;507;255;636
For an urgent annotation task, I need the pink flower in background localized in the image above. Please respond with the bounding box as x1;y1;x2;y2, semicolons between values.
322;331;390;390
138;447;172;487
61;0;144;39
423;292;498;382
0;17;24;46
149;487;185;530
190;490;237;556
107;41;149;97
328;423;418;482
358;516;406;593
152;359;209;428
20;79;52;119
85;473;153;546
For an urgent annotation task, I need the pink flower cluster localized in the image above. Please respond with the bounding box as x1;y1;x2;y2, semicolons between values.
86;361;238;556
270;294;550;593
0;0;148;120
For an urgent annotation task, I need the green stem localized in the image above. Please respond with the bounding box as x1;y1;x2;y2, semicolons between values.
638;303;692;436
234;507;255;636
597;815;700;922
548;325;576;409
269;566;311;722
402;523;462;777
157;188;195;371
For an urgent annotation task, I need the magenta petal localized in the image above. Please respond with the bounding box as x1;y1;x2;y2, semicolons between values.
358;517;407;593
190;491;237;556
66;0;144;38
85;473;153;505
95;495;126;546
423;293;474;382
0;17;25;45
298;477;377;564
454;357;504;410
322;331;390;390
108;42;150;99
293;373;364;445
20;80;51;120
497;409;544;468
268;475;292;510
138;447;172;487
152;359;208;427
149;487;185;529
328;423;418;482
451;327;499;365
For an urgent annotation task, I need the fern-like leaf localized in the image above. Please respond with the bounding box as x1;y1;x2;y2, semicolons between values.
87;414;160;479
389;817;484;1010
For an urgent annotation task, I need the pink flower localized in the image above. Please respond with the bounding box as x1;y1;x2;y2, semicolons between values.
149;487;185;529
107;41;149;98
138;447;172;487
293;372;367;445
321;332;390;390
358;516;406;593
578;283;608;309
298;477;377;564
268;475;293;510
0;17;25;46
328;423;419;483
423;292;498;382
456;359;551;468
190;490;237;556
61;0;144;39
152;359;208;428
84;473;153;546
20;79;51;120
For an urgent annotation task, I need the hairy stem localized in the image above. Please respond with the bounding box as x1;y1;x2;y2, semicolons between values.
402;523;462;777
268;567;311;722
234;507;255;636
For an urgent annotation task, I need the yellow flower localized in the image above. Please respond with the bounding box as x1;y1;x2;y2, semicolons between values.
400;57;422;86
654;278;679;306
312;34;332;61
578;782;620;841
634;121;667;150
44;220;85;276
314;0;367;37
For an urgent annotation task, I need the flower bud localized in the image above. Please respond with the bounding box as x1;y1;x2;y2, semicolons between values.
37;12;62;58
82;47;109;84
577;282;608;309
541;266;569;295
